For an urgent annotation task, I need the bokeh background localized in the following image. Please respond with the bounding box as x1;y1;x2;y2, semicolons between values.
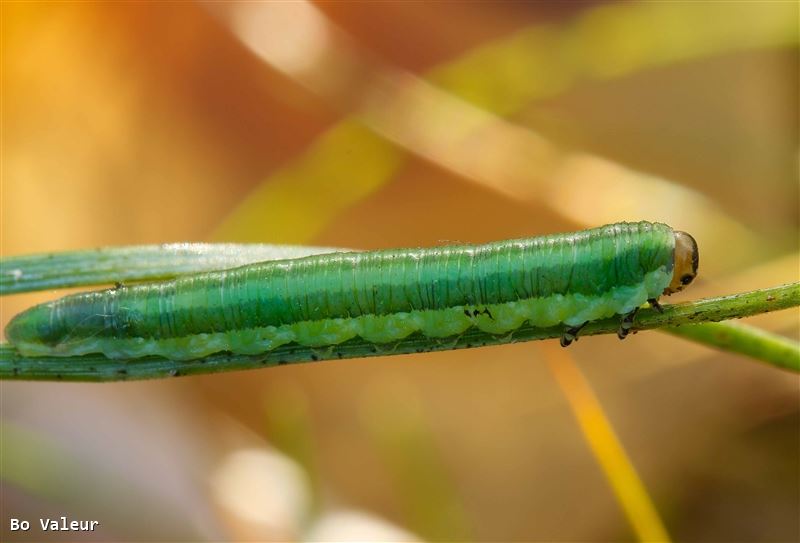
1;2;798;542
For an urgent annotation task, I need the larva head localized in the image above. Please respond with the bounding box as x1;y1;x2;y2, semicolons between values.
664;231;699;295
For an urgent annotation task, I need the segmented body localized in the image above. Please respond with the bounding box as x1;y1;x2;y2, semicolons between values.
6;222;675;360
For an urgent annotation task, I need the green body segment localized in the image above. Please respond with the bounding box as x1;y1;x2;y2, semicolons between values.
6;222;675;360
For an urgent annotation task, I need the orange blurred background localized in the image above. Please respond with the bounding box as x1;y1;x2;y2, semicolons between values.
1;2;798;542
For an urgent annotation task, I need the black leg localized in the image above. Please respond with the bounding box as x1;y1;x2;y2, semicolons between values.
648;298;664;313
560;321;588;348
617;308;639;340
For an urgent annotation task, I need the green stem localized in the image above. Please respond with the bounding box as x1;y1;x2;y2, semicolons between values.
1;283;797;382
666;321;799;372
0;243;339;295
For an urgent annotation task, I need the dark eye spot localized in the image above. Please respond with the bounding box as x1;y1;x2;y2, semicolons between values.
681;274;694;285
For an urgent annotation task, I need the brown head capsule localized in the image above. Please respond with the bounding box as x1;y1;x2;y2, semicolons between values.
664;231;699;295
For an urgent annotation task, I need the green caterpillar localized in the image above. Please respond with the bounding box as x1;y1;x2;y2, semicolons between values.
5;221;698;360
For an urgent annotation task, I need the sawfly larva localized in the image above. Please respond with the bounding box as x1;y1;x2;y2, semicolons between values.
5;221;699;360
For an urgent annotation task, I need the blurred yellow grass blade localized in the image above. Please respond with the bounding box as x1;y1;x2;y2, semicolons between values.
542;343;671;543
209;1;791;275
214;121;401;243
431;1;797;113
